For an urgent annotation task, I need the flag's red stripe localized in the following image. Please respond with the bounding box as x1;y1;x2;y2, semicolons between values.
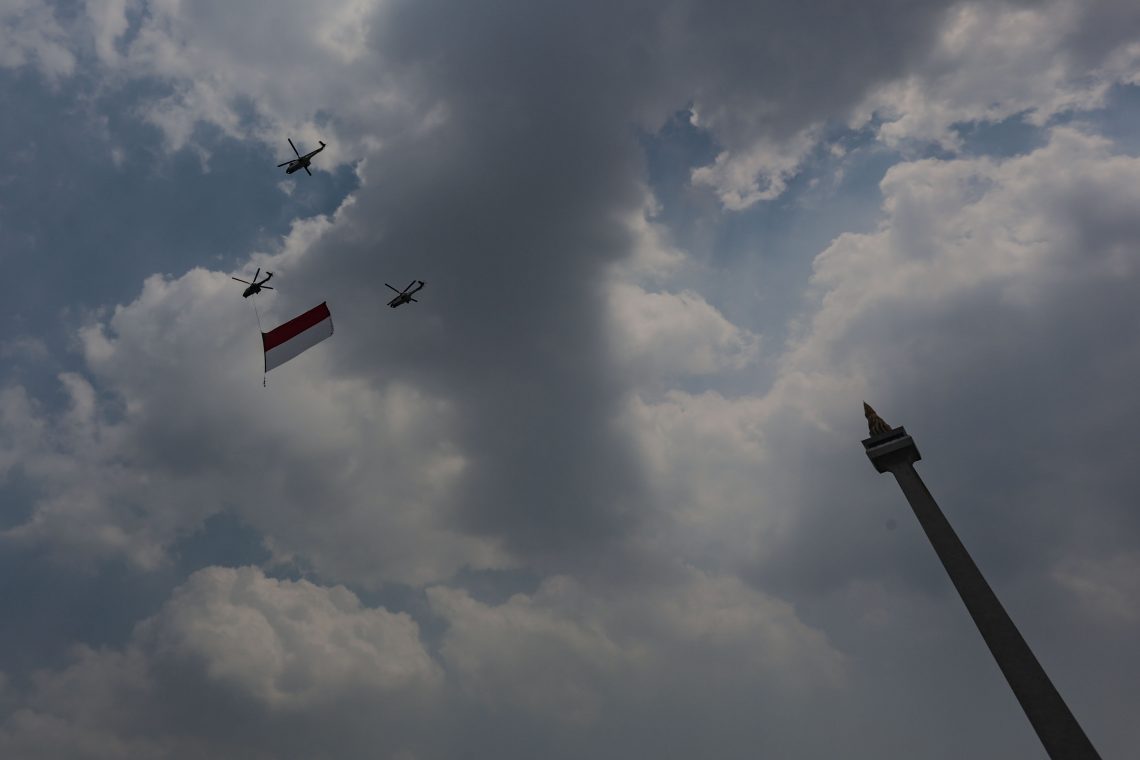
262;302;332;352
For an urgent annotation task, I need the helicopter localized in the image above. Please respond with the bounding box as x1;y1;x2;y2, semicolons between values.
277;138;325;176
386;280;425;308
232;268;274;298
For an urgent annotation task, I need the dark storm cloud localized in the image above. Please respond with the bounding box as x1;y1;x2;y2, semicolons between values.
1;0;972;579
268;0;962;568
1061;0;1140;68
316;79;654;561
664;0;957;143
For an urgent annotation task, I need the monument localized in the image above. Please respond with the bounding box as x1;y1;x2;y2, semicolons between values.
862;403;1100;760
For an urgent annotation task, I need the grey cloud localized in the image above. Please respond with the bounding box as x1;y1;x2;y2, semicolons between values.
0;566;440;760
2;565;847;759
0;0;75;80
1060;0;1140;69
731;129;1140;592
0;267;507;586
9;0;981;571
270;0;970;568
696;1;1140;207
859;1;1140;149
2;1;1140;758
728;128;1140;754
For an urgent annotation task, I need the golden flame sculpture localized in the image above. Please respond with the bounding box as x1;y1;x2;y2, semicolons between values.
863;402;892;436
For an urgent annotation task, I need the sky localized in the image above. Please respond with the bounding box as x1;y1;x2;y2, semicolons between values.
1;0;1139;757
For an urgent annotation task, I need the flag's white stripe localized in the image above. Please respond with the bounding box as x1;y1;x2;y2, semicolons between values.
264;317;333;371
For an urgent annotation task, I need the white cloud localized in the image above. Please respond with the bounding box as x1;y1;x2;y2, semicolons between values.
691;127;820;210
619;125;1140;606
692;1;1140;210
0;564;845;756
594;124;1140;758
619;197;688;280
0;239;510;584
608;284;759;377
856;1;1139;149
0;0;76;80
428;580;628;725
429;567;844;725
620;389;780;570
799;126;1140;370
606;199;760;378
84;0;130;64
0;0;411;159
145;566;441;707
102;0;414;158
0;566;439;758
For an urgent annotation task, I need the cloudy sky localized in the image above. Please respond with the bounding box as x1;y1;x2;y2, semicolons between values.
1;0;1139;757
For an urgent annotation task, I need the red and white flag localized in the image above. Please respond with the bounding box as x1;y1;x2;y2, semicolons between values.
262;302;334;372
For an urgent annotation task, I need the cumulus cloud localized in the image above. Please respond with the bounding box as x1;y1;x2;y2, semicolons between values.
604;124;1140;756
11;0;963;196
2;0;1140;757
1;563;850;758
0;0;75;80
799;126;1140;377
608;284;760;378
1;257;509;585
84;0;130;65
0;566;439;758
690;126;821;210
621;390;778;569
857;1;1111;148
146;566;441;707
430;568;844;725
697;1;1140;209
604;199;759;382
626;127;1140;585
57;0;410;157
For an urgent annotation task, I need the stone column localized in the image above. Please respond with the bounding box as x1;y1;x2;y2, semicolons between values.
862;403;1100;760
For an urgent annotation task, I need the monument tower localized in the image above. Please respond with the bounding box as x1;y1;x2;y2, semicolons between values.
862;403;1100;760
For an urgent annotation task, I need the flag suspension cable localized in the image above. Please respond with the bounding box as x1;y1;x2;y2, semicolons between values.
251;297;264;332
250;298;266;387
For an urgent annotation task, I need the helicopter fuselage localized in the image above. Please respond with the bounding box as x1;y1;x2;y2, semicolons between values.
283;144;325;174
386;281;425;308
233;269;272;298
